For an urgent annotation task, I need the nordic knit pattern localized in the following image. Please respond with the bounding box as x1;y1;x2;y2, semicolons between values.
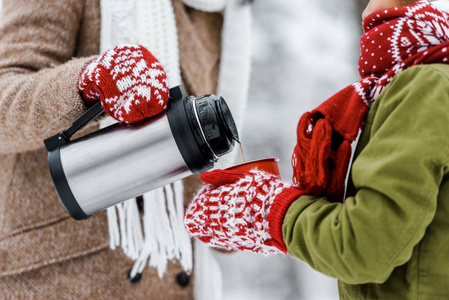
79;44;169;123
184;169;303;254
357;0;449;104
292;0;449;203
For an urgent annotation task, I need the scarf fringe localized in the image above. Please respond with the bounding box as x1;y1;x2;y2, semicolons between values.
292;112;332;195
107;181;193;279
292;111;351;203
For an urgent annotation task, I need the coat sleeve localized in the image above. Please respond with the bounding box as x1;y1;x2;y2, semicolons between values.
282;65;449;284
0;0;96;154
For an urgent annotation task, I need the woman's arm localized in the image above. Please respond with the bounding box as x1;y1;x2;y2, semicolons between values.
283;64;449;284
0;0;96;154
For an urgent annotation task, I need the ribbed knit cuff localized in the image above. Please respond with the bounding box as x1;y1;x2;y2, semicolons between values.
267;187;304;253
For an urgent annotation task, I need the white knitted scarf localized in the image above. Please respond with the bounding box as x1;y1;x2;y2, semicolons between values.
99;0;252;281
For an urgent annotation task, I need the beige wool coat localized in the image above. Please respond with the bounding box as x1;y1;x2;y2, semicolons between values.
0;0;223;298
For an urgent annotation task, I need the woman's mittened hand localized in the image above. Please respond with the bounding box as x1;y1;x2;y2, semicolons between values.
78;44;169;123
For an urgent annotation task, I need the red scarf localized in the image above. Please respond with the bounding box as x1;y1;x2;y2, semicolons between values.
292;1;449;202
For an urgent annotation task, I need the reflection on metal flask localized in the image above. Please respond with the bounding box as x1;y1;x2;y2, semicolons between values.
44;85;239;220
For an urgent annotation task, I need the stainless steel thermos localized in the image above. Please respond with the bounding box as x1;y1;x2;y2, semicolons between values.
44;85;239;220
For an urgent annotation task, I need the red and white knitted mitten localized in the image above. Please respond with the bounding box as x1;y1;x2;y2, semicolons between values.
78;44;169;123
184;169;304;254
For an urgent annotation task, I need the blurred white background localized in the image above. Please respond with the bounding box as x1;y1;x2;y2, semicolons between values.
215;0;361;299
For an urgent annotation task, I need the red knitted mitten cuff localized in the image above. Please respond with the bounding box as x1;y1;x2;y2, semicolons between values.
267;187;304;253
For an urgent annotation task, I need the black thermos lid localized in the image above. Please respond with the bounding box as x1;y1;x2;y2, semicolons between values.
167;86;239;174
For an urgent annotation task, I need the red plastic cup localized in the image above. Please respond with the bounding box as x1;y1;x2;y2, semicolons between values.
226;158;281;177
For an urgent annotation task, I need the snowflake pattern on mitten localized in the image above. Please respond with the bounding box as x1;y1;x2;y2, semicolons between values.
78;44;169;123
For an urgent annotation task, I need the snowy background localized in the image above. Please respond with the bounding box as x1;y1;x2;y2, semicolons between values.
215;0;361;299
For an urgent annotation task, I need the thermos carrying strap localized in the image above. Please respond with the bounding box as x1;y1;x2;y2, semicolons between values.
44;101;105;151
43;101;105;220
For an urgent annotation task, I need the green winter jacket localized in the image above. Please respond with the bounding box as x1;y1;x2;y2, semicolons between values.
283;64;449;299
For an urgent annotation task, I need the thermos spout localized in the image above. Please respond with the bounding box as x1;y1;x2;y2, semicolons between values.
167;86;239;174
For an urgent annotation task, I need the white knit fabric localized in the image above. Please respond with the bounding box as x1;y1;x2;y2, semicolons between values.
100;0;181;86
217;0;251;136
182;0;226;11
99;0;252;297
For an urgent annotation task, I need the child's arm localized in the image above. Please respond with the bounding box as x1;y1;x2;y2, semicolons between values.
283;64;449;284
184;64;449;284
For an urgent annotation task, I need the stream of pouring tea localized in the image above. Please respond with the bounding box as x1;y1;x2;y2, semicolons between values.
235;140;246;163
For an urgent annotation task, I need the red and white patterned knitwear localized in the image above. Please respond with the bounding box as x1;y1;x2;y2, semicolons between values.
292;1;449;203
79;44;169;123
184;170;294;254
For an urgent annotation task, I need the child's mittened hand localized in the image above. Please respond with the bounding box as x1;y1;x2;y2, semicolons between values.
184;169;304;254
78;44;169;124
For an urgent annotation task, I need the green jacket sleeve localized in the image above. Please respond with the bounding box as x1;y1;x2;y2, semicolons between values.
282;64;449;284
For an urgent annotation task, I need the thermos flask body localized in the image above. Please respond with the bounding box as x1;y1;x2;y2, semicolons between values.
45;85;239;220
58;113;191;217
